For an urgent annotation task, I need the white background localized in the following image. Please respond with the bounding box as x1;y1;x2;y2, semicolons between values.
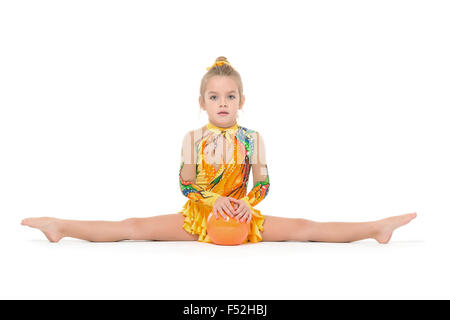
1;0;449;299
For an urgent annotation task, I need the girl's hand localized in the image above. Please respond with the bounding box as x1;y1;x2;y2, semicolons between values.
213;196;238;220
228;198;252;224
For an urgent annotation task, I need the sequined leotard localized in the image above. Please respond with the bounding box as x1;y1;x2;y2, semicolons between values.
178;121;270;243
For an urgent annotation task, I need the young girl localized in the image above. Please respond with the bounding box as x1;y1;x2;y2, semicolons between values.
21;56;417;244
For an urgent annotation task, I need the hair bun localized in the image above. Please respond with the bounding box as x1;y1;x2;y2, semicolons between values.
206;56;233;71
216;56;228;62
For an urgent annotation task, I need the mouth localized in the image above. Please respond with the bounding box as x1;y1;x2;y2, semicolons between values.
217;111;229;116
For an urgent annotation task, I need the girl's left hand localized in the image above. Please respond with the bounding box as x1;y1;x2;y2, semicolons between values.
227;198;252;224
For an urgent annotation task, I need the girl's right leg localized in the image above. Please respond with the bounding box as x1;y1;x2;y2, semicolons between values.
21;213;199;243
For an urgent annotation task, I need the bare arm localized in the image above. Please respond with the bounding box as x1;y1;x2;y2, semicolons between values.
179;131;222;207
241;131;270;207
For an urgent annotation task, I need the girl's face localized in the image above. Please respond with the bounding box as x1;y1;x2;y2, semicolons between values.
199;76;245;127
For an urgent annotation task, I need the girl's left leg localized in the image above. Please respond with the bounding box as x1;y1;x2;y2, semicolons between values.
260;212;417;244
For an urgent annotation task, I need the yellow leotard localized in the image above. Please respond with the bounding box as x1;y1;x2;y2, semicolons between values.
178;121;270;243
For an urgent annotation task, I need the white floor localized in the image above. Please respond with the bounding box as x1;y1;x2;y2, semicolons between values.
2;227;447;299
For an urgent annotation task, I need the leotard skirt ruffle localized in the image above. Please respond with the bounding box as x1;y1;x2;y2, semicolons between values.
178;199;265;244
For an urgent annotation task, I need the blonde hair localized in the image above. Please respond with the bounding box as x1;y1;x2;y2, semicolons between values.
199;56;244;106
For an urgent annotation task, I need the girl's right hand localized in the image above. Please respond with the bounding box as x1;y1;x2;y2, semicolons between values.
212;196;237;220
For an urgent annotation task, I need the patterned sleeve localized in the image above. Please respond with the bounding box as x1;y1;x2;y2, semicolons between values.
179;131;222;207
241;131;270;207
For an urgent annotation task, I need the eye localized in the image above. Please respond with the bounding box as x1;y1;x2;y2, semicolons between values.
210;95;217;100
228;95;235;99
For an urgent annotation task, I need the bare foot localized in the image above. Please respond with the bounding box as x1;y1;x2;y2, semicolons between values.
373;212;417;244
21;217;64;242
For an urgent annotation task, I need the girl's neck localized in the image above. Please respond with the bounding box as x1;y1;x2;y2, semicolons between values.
207;120;238;130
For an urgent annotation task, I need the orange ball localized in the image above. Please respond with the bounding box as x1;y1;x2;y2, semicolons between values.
206;205;250;246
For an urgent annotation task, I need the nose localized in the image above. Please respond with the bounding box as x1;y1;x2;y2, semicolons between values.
217;96;228;106
219;98;227;107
